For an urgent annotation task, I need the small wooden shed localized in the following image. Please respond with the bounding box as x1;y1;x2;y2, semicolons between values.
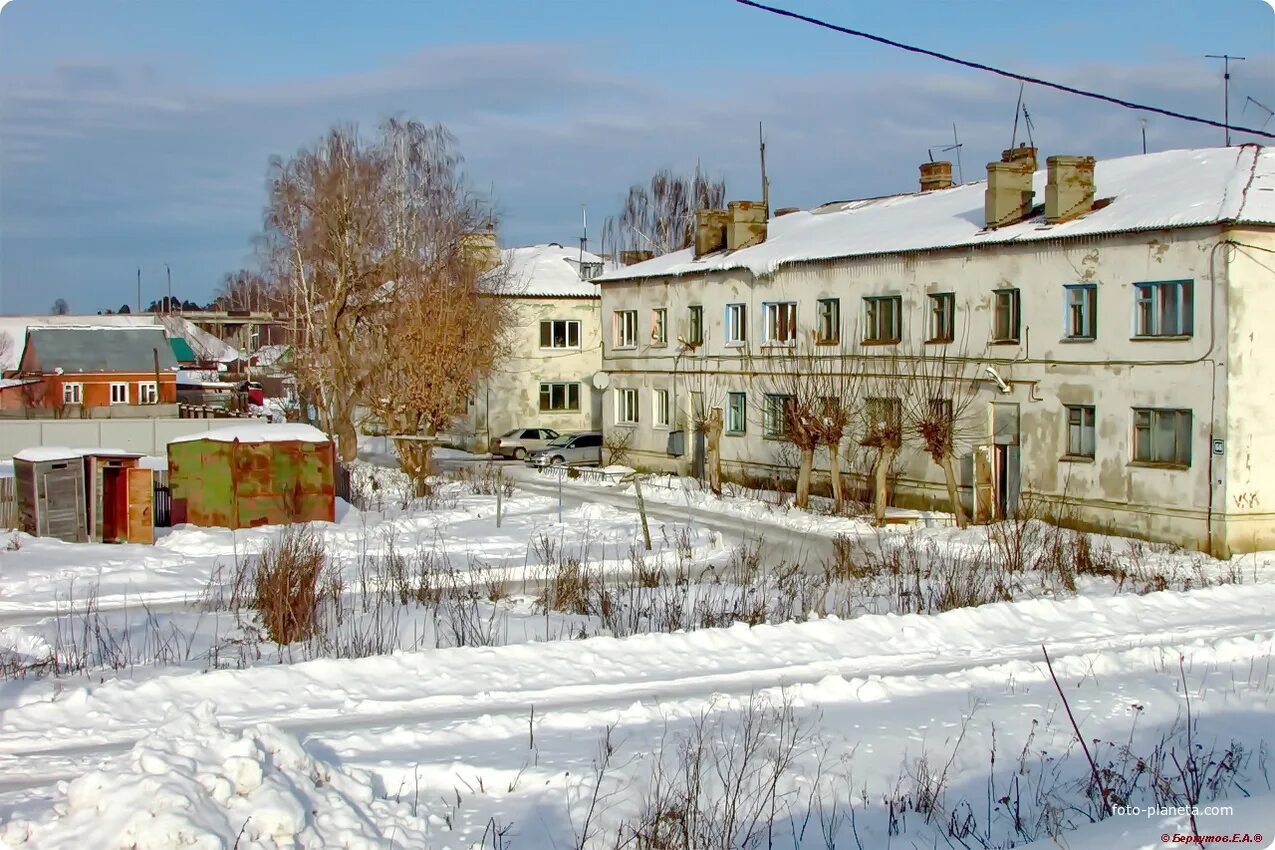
167;423;335;529
82;451;153;545
14;448;89;543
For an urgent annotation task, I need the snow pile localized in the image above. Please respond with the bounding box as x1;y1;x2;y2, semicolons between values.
2;702;429;849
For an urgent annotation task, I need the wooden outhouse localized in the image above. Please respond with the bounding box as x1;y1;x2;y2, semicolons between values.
167;424;335;530
13;448;89;543
82;451;153;544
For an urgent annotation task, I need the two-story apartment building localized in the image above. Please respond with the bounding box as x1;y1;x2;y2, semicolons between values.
596;144;1275;556
465;243;608;451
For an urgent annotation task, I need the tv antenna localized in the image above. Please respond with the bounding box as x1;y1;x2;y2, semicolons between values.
759;121;770;210
927;123;965;184
1242;95;1274;132
579;204;587;266
1139;117;1149;154
1010;83;1025;148
1205;54;1245;145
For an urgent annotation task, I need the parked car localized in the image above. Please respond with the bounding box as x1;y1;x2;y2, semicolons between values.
491;427;560;460
526;432;603;467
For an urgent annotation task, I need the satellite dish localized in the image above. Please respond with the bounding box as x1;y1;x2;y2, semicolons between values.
592;371;611;390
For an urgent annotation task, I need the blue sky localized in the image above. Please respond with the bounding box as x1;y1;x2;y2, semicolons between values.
1;0;1272;314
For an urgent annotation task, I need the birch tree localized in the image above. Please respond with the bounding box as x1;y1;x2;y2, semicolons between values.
601;166;726;257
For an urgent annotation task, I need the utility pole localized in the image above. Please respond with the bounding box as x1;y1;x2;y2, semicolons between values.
1205;54;1245;146
165;264;172;313
758;121;769;211
136;268;141;314
1140;118;1148;154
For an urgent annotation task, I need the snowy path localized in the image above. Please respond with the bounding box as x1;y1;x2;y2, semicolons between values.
2;583;1270;794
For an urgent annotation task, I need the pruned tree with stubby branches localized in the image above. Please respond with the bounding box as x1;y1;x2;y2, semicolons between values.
901;337;986;528
857;351;907;525
601;165;726;258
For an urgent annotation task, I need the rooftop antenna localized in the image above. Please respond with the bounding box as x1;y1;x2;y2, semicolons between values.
579;204;587;266
1010;82;1025;148
759;121;770;210
1139;117;1148;154
1021;101;1036;148
1242;95;1274;132
927;124;965;184
1205;54;1245;145
136;268;141;314
165;263;172;314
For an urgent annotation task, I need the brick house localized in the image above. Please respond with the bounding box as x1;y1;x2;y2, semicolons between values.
11;326;179;410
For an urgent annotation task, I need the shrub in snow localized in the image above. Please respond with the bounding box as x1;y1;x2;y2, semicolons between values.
2;702;429;849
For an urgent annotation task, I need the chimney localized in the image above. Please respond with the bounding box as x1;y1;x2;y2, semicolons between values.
725;201;767;251
694;208;728;258
1045;155;1096;223
774;207;800;217
984;145;1038;228
459;230;500;273
919;160;953;192
620;250;654;266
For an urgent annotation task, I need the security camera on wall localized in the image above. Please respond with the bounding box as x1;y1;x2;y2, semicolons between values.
984;366;1012;395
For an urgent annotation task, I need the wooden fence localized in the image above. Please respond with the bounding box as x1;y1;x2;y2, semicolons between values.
0;478;14;530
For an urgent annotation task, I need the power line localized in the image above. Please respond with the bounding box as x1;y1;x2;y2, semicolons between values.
734;0;1275;141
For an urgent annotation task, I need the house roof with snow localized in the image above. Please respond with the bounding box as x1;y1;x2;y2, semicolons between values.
0;313;241;372
486;244;611;298
20;326;179;374
598;145;1275;284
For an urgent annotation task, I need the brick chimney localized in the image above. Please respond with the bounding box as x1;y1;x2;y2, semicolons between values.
984;145;1037;228
620;250;654;266
1045;155;1096;223
459;230;500;273
919;161;953;192
725;201;767;251
694;208;728;258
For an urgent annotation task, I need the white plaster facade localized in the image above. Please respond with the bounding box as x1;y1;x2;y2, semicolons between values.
464;244;605;450
596;146;1275;556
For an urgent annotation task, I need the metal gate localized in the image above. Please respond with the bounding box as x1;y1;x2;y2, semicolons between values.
153;476;172;528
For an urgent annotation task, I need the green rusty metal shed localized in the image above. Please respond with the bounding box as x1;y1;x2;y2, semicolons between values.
167;424;335;529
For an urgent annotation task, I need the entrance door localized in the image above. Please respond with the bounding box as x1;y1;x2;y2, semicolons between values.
126;467;154;544
990;403;1021;519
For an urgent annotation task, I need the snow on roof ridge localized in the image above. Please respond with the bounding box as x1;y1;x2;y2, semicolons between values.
168;423;331;445
598;145;1273;283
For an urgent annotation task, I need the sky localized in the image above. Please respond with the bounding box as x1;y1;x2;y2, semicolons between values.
0;0;1272;315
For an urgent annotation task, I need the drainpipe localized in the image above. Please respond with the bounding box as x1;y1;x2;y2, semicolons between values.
153;348;162;408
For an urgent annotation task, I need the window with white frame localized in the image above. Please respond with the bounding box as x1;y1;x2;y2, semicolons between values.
1134;280;1193;337
62;383;83;405
863;296;902;343
539;382;581;412
1133;408;1191;466
613;310;638;348
726;392;747;434
992;288;1021;343
762;302;797;345
763;393;795;438
1064;285;1097;340
540;319;581;349
1065;404;1096;458
686;305;704;346
109;382;129;405
616;388;639;424
725;303;747;345
137;382;159;405
816;298;840;344
651;308;668;345
927;292;955;343
653;388;670;427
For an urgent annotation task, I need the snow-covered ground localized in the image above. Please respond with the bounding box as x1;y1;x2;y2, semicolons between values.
0;458;1272;849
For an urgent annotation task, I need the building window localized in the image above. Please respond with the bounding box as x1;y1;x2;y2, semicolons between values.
138;382;159;405
579;261;603;281
540;320;581;349
686;305;704;346
725;303;747;345
927;293;955;343
62;383;83;405
1065;404;1096;458
1133;408;1191;467
653;389;670;427
110;382;129;405
816;298;840;344
763;393;795;438
1065;285;1097;340
613;310;638;348
863;397;902;443
539;382;581;412
616;388;639;424
863;296;902;343
1134;280;1193;337
992;288;1021;343
726;392;747;434
763;302;797;345
651;308;668;345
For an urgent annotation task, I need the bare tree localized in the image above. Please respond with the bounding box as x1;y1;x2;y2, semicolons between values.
211;270;282;312
49;298;69;316
683;349;730;495
601;165;726;258
901;342;985;528
858;352;907;525
0;332;14;370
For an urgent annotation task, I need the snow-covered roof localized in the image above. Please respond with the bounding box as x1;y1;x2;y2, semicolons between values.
169;423;330;445
599;145;1275;283
0;314;241;372
487;244;609;298
13;446;138;462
